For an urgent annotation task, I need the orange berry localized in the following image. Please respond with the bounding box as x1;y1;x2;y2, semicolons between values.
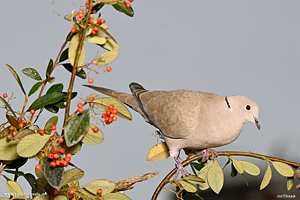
42;152;46;157
111;108;118;114
50;161;56;168
51;125;56;131
65;157;71;162
12;131;17;137
109;104;114;110
77;16;82;22
69;189;75;195
52;148;58;154
77;103;83;108
100;18;105;24
64;161;69;167
72;198;77;200
3;93;7;98
35;164;41;170
9;126;14;131
93;10;97;14
78;107;84;113
52;189;58;195
30;109;35;114
7;134;12;139
55;160;60;166
106;110;111;116
78;9;84;14
126;3;131;8
97;189;102;195
18;123;24;129
112;116;117;121
91;30;97;35
59;148;65;154
22;120;27;124
39;130;45;136
93;26;99;31
86;128;89;132
89;96;94;101
58;137;64;144
88;78;94;84
102;113;106;118
93;127;98;132
86;3;89;9
53;153;59;159
50;137;54;141
48;153;54;159
106;66;111;72
71;27;77;33
89;17;94;23
66;153;72;158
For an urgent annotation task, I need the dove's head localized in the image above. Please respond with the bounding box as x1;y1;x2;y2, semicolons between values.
228;95;260;130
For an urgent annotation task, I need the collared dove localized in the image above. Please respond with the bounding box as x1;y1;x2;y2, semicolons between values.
84;82;260;178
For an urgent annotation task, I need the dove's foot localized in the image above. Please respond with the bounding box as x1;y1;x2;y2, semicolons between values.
172;155;189;180
196;149;219;162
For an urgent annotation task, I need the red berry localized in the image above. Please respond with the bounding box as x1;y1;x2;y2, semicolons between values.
112;116;117;121
51;125;56;131
93;10;97;14
67;153;72;158
102;113;107;118
106;110;111;116
72;198;77;200
126;3;131;8
108;118;113;123
129;0;133;2
89;96;94;101
53;153;59;159
78;13;84;18
106;66;111;72
50;137;54;141
86;3;90;9
64;160;69;167
109;104;114;110
65;157;71;162
112;109;118;114
78;107;84;113
100;18;105;24
30;109;35;114
60;159;64;166
86;128;89;132
69;189;75;195
6;134;12;139
52;189;58;195
79;9;84;14
9;126;14;131
18;123;23;129
50;161;56;168
55;160;60;166
71;27;77;33
92;127;98;132
93;26;99;31
91;30;97;35
77;16;82;22
52;148;58;154
22;120;27;124
77;103;83;108
12;131;17;137
59;148;65;154
35;164;41;170
39;130;45;135
105;121;111;125
3;93;7;98
58;137;64;144
42;153;45;157
48;153;54;159
88;78;94;84
89;17;94;23
97;189;102;194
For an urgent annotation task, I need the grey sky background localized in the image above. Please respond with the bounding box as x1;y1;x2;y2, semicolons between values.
0;1;300;199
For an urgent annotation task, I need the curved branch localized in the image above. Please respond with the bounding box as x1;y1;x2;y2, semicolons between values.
151;151;300;200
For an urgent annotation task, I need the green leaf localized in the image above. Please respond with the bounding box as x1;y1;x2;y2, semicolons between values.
0;138;20;160
260;161;272;190
61;92;77;102
92;50;119;66
46;83;63;94
33;194;49;200
112;1;134;17
287;177;294;191
94;97;132;121
0;97;17;117
232;159;244;174
7;181;23;197
180;180;197;193
101;37;120;51
86;35;107;45
3;175;12;182
59;48;69;63
6;64;26;95
69;34;86;67
4;170;25;176
46;59;53;78
64;142;82;155
54;195;67;200
146;142;170;161
29;82;43;97
239;160;260;176
61;168;84;186
22;68;42;81
24;173;38;192
197;162;211;190
272;161;294;177
4;157;28;169
231;163;238;177
45;105;59;113
27;92;65;111
183;175;205;184
62;63;87;79
84;179;116;195
16;134;51;157
43;158;64;190
65;109;90;147
6;115;19;129
102;0;118;4
102;193;130;200
82;124;104;145
191;162;205;171
207;159;224;194
14;129;35;139
44;116;58;134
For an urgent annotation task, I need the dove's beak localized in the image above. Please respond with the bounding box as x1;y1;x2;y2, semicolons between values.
253;116;260;130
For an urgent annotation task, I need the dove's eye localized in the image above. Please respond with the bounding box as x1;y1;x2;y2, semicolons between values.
246;105;251;110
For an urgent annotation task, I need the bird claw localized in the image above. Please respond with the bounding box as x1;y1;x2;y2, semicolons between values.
196;149;219;162
172;155;189;180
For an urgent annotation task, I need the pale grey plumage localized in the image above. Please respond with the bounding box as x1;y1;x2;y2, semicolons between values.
84;82;260;178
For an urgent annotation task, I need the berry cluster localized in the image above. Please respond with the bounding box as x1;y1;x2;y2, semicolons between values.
66;188;102;198
101;104;118;125
6;120;28;139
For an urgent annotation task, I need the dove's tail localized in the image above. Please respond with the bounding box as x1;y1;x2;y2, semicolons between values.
83;84;140;112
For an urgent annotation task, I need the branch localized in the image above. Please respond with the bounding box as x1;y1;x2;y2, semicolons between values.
151;151;300;200
113;171;159;192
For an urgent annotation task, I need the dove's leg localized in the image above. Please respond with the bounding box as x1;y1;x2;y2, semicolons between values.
171;154;189;179
196;149;219;162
